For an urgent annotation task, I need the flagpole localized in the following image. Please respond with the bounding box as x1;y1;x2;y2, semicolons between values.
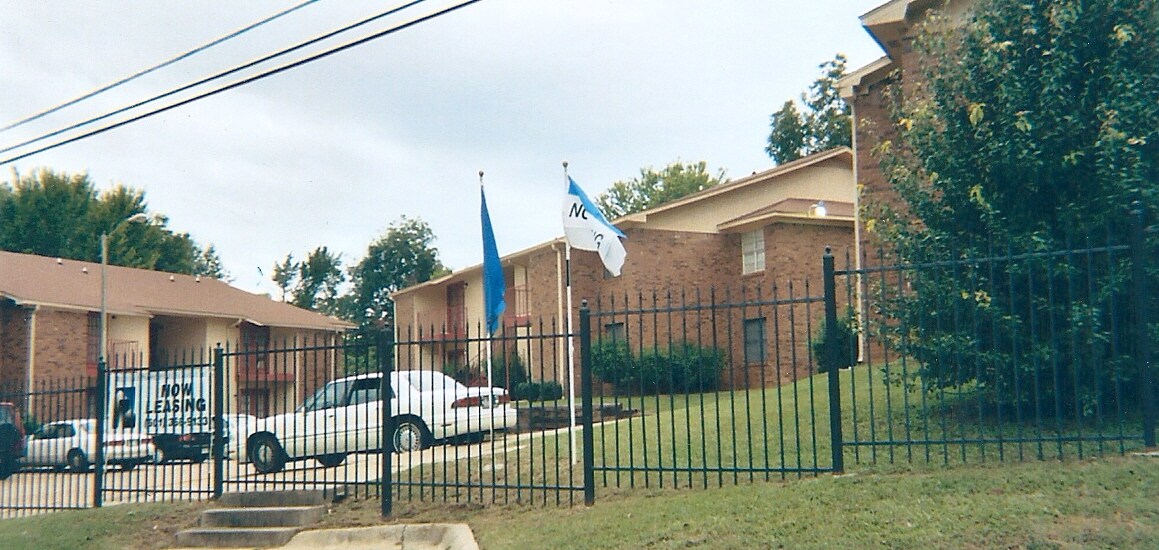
563;161;578;464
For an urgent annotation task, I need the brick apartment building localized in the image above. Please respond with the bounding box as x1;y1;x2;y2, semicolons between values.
0;250;352;418
393;147;855;389
838;0;976;261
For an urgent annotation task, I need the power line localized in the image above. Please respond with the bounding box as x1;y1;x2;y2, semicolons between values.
0;0;433;159
0;0;322;133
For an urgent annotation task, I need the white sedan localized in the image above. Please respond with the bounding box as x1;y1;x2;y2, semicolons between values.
243;370;517;474
21;419;155;472
223;413;257;459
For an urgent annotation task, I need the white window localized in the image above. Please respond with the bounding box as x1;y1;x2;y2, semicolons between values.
742;229;765;274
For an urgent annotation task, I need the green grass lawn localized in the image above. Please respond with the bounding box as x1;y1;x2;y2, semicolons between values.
389;365;1145;501
2;455;1156;549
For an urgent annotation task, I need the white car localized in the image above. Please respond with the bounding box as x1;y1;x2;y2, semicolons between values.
21;419;155;472
223;413;257;459
243;371;517;474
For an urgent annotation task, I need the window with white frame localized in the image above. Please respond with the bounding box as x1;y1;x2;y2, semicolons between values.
742;229;765;274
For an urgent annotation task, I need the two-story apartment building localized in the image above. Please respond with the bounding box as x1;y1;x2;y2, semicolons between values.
393;147;855;389
0;250;353;418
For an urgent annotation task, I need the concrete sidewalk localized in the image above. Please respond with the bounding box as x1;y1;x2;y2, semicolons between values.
171;523;479;550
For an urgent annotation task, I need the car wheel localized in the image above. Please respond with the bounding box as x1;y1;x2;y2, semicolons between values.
316;454;346;468
120;461;136;472
67;449;90;472
250;435;286;474
153;448;166;465
390;418;430;453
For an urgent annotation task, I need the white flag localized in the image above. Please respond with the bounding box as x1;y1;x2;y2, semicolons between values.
562;176;627;276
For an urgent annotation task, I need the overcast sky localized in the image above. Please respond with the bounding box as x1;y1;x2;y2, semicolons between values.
0;0;887;295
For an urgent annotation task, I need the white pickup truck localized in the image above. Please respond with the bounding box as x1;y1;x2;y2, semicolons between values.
243;370;517;474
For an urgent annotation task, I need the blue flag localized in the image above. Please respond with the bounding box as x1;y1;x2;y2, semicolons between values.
481;186;506;335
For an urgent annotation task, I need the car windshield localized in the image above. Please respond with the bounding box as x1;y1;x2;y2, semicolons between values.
400;371;466;393
297;380;353;412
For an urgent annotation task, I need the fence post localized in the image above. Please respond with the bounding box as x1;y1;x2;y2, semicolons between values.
1131;202;1155;448
380;330;394;518
580;300;596;506
212;345;225;498
823;247;845;473
93;358;107;508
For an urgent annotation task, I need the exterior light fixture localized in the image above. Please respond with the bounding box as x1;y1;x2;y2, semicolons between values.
811;201;828;217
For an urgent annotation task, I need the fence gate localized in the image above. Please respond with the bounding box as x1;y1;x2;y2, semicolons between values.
583;281;841;495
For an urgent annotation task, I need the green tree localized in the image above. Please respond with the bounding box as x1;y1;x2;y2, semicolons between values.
595;161;726;219
292;246;345;315
0;168;225;276
874;0;1159;413
193;244;227;280
765;54;852;164
345;216;447;332
271;253;297;302
765;100;807;166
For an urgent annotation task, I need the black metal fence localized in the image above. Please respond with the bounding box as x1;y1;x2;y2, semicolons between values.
388;320;585;510
0;348;226;519
2;228;1154;520
835;224;1155;465
1;377;94;517
586;284;839;492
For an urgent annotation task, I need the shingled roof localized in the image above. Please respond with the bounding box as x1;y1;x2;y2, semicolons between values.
0;250;352;331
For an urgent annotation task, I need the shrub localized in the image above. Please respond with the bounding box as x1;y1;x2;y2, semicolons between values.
512;380;564;402
489;351;528;390
590;340;635;389
811;313;857;374
539;381;564;401
591;340;724;395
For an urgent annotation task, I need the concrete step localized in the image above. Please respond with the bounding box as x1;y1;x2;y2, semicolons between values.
200;505;326;528
175;526;302;548
217;490;326;508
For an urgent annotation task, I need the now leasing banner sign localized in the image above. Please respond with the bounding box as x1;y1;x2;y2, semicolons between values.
109;367;212;433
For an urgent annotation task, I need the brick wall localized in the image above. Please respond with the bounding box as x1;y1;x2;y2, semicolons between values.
0;301;30;395
32;308;91;384
578;228;736;305
583;223;853;390
712;223;855;388
852;12;951;267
